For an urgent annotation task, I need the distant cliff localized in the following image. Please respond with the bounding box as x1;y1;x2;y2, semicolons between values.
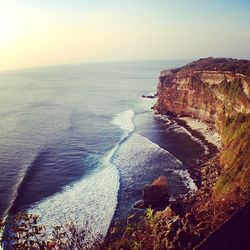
154;58;250;201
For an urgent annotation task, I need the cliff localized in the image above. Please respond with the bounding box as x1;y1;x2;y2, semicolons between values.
106;58;250;249
154;57;250;202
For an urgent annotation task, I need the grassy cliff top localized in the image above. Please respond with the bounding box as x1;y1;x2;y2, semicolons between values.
172;57;250;76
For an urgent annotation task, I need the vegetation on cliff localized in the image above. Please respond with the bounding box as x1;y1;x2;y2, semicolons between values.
217;78;249;106
214;112;250;200
0;213;105;249
174;57;250;76
1;209;159;250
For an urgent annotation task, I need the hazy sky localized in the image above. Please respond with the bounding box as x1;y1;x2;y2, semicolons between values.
0;0;249;70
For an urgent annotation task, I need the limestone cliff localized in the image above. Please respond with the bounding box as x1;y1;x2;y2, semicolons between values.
154;58;250;200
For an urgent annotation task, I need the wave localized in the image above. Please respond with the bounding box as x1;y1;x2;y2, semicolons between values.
172;125;209;155
111;109;135;132
172;169;197;193
6;109;198;245
112;132;197;205
29;160;119;242
1;152;40;220
156;114;209;155
28;109;136;242
154;114;172;125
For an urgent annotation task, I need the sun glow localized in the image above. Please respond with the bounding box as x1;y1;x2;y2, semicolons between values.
0;16;10;45
0;15;17;46
0;1;249;71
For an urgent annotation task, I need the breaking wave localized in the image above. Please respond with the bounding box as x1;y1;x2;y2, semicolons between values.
28;110;136;242
112;133;197;201
111;109;135;132
156;114;209;155
29;156;119;242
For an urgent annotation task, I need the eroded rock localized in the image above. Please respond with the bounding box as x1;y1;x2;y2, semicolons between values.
134;176;170;209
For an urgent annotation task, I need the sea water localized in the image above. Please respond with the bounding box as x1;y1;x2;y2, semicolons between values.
0;60;205;241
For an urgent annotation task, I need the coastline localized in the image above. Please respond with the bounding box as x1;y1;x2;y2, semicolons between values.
152;116;223;249
173;115;223;208
172;115;220;189
106;111;225;249
179;117;221;149
148;57;250;249
108;110;213;232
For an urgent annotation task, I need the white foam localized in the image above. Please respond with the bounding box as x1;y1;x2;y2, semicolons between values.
172;125;209;155
111;110;135;132
28;110;137;243
157;115;209;155
114;133;183;166
172;169;198;193
112;133;197;195
29;148;120;243
154;114;172;125
137;95;156;111
29;110;138;242
179;117;222;149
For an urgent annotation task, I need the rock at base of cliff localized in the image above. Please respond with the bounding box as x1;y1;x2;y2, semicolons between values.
134;176;170;209
141;94;156;99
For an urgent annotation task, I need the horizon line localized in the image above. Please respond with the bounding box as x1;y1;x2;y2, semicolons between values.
0;58;196;73
2;56;250;73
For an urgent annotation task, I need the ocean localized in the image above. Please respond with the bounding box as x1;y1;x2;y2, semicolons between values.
0;60;206;241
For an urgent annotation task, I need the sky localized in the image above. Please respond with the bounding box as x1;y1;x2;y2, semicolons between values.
0;0;249;70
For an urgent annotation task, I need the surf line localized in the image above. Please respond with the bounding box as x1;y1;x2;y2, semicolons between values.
25;110;136;244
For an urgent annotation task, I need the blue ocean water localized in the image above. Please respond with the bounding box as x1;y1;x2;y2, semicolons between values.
0;60;205;240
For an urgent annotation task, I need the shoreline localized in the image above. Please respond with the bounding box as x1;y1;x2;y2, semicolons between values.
152;113;249;249
152;116;224;249
107;113;224;248
109;112;213;230
178;117;222;149
114;58;250;249
173;116;220;189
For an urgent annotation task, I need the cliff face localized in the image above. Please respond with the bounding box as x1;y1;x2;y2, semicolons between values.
155;68;250;122
154;58;250;200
